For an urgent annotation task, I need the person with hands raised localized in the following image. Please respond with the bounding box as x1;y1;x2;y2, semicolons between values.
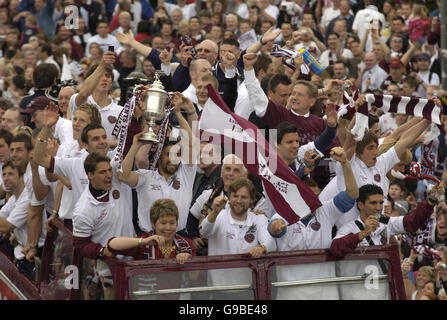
118;91;197;236
267;145;359;299
69;50;122;144
199;178;275;299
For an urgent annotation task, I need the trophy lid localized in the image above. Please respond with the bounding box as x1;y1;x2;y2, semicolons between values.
148;73;166;93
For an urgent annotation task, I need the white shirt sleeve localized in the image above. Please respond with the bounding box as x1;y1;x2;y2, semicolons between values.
69;93;79;116
376;146;400;177
199;210;221;238
72;203;95;238
6;190;31;229
255;214;276;252
244;68;269;118
386;216;405;236
190;189;211;219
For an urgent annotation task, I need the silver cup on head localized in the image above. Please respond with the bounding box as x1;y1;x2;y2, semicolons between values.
140;73;168;142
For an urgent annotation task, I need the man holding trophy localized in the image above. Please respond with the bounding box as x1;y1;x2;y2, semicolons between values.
116;75;199;237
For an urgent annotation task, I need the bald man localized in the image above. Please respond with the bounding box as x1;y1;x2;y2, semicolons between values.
182;59;213;105
58;86;76;119
356;52;388;92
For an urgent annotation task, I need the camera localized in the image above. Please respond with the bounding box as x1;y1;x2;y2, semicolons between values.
47;79;79;101
440;263;447;271
120;76;152;106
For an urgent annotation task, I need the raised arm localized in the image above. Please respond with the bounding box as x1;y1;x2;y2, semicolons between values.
117;132;151;188
172;92;196;166
34;102;60;169
401;41;416;66
246;27;281;54
116;31;153;58
372;29;390;62
387;116;422;141
74;51;116;109
394;118;431;160
330;147;358;199
243;53;269;117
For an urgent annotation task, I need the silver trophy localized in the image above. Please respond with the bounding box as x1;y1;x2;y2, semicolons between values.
140;73;168;142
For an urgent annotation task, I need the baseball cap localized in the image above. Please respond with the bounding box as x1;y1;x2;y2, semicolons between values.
21;96;51;114
389;58;403;68
417;53;430;61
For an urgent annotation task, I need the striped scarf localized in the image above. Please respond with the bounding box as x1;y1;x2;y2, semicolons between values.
350;94;441;141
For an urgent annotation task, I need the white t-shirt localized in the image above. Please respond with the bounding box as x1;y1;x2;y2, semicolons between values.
320;7;340;29
164;3;197;21
320;49;353;68
417;70;440;98
52;150;90;220
190;188;268;221
199;207;275;287
378;113;397;136
70;93;123;141
264;5;279;20
270;196;349;300
352;6;386;52
135;164;197;232
85;34;122;59
73;187;122;247
320;146;400;228
54;117;74;146
2;189;46;258
55;140;83;220
109;149;136;238
361;64;388;93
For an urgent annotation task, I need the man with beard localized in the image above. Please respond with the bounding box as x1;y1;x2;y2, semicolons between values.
118;92;197;236
199;177;275;299
187;154;267;255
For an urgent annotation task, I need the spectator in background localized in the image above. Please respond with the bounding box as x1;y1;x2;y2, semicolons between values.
112;11;135;36
356;52;388;93
408;4;430;44
37;43;60;73
1;107;24;132
72;18;92;51
85;21;122;59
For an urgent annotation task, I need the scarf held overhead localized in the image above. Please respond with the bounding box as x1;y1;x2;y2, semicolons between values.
350;94;441;141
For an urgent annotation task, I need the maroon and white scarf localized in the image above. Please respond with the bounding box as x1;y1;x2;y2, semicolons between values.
112;87;144;171
351;94;441;141
143;230;193;260
337;89;359;120
270;44;311;76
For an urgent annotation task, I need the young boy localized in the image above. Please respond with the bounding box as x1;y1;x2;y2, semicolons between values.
388;179;410;215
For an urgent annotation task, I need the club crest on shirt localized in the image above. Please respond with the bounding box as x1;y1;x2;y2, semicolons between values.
172;180;180;190
244;225;257;243
112;189;120;199
108;115;117;124
374;174;381;182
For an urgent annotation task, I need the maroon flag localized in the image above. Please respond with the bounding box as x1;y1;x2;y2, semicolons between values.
198;85;321;224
